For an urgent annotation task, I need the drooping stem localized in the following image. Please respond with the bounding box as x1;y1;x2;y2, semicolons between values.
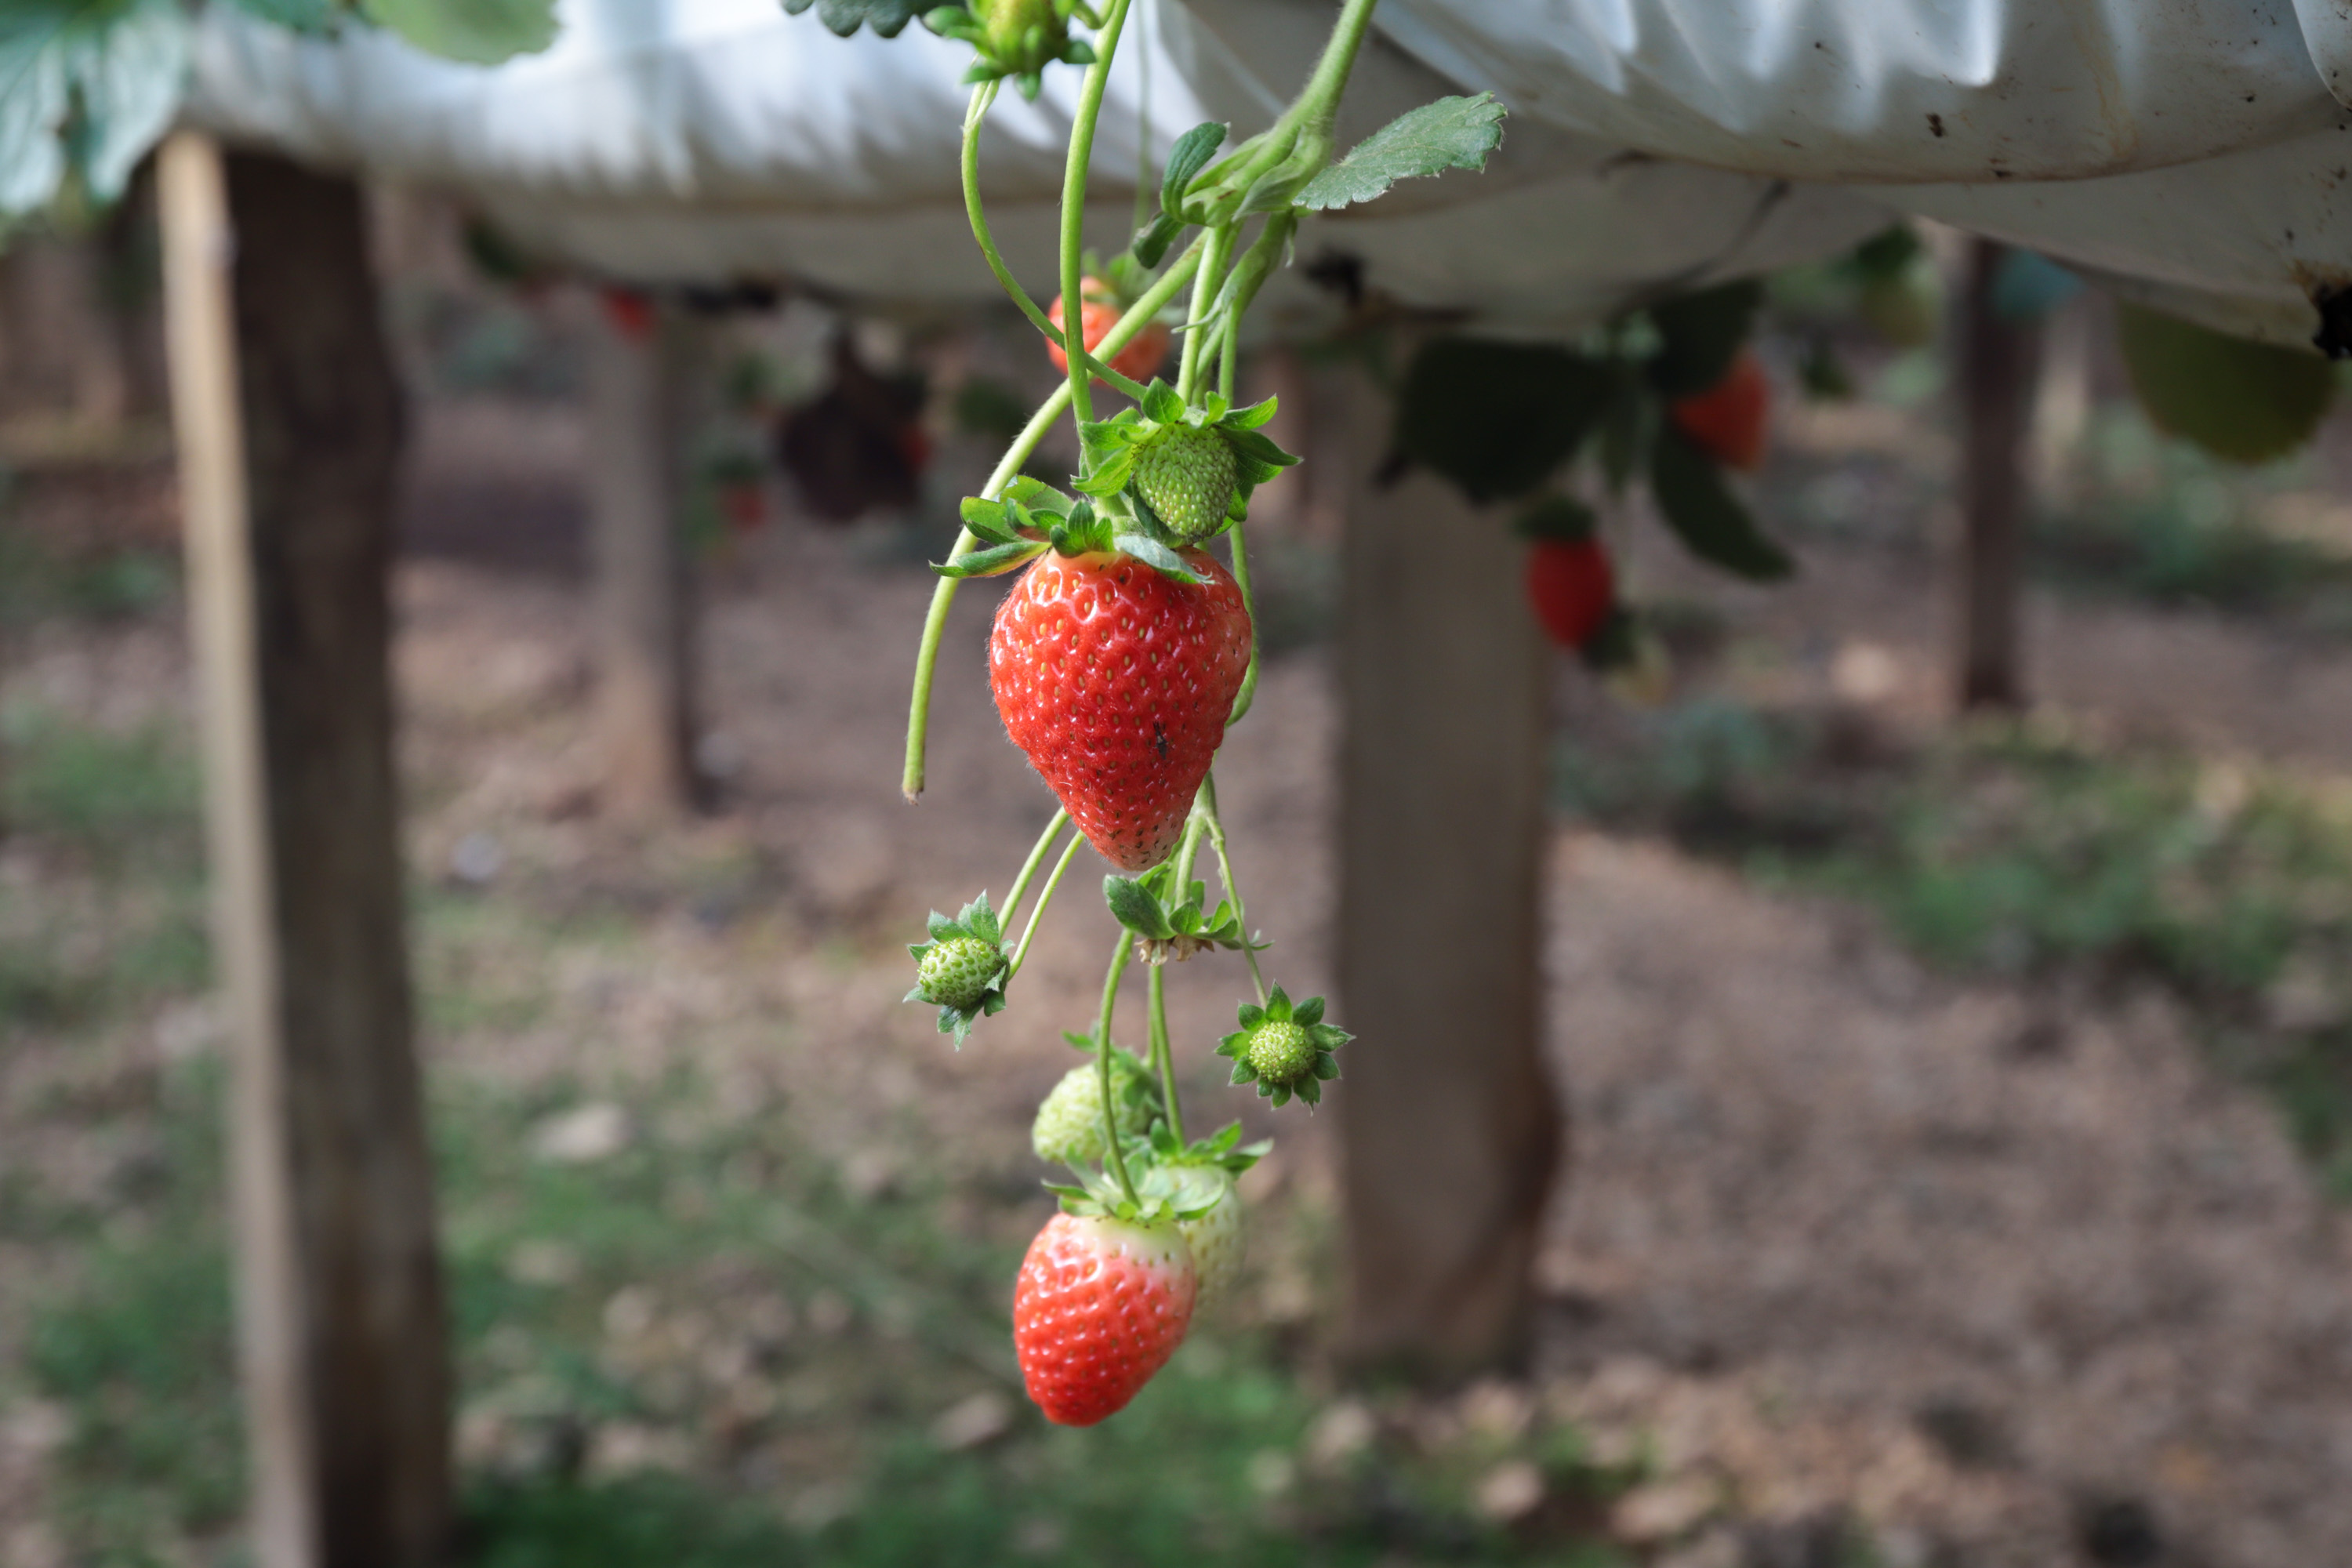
1008;833;1085;980
1146;963;1183;1144
1225;523;1260;726
902;241;1206;800
1058;0;1136;435
1001;809;1069;923
964;84;1153;405
1094;930;1142;1205
1200;774;1266;1003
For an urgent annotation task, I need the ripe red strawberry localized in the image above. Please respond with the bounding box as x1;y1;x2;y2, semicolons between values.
1049;280;1171;386
1670;350;1769;472
989;548;1250;870
1013;1211;1197;1426
1526;537;1614;649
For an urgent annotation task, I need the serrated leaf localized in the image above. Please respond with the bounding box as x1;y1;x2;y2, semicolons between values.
2115;303;2334;465
1002;475;1075;515
780;0;930;37
1394;339;1611;503
1650;429;1794;580
1648;281;1763;399
1104;876;1176;940
362;0;556;62
1112;534;1202;584
933;540;1045;579
1161;119;1227;216
1295;93;1505;212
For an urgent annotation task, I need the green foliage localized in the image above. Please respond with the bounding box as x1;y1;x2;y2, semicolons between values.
1294;93;1506;212
2115;303;2335;465
1393;339;1611;503
1;0;190;216
360;0;557;62
1649;427;1792;581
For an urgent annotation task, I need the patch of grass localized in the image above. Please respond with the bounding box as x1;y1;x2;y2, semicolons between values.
0;529;177;626
1559;703;2352;1185
2;707;201;862
27;1062;1628;1566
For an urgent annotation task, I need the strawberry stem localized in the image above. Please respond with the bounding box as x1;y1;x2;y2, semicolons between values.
1002;808;1069;924
1200;775;1267;1004
1094;930;1142;1206
1058;0;1136;438
1225;524;1260;727
1176;223;1234;404
1008;833;1084;982
1145;964;1183;1145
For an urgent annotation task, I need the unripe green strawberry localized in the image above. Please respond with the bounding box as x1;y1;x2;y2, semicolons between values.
1134;426;1237;543
1244;1019;1315;1087
1172;1167;1243;1310
917;935;1004;1011
1031;1058;1152;1166
973;0;1064;63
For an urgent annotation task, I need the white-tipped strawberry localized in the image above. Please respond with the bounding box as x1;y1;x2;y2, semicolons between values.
1172;1167;1243;1310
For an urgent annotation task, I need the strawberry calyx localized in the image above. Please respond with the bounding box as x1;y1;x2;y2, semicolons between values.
1102;862;1264;964
1043;1163;1219;1225
1143;1118;1271;1181
1075;380;1299;545
924;0;1099;102
1216;984;1350;1108
902;892;1010;1044
938;476;1211;587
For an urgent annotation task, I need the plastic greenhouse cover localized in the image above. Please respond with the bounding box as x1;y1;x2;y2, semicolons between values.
182;0;2352;346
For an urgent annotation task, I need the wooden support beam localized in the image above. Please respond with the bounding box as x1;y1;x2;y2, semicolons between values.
162;133;450;1568
1333;362;1562;1381
586;297;707;817
1957;238;2045;712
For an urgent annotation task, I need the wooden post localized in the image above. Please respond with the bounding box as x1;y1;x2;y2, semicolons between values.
586;297;706;816
1333;361;1562;1381
1957;238;2044;711
161;134;450;1568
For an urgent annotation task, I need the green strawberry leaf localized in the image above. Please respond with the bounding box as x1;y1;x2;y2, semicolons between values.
1291;995;1326;1026
1161;119;1229;220
1131;211;1185;269
1141;381;1186;424
2115;303;2334;465
932;540;1046;579
1002;475;1076;516
1514;495;1599;543
2;0;191;216
361;0;557;63
1105;875;1177;941
1295;93;1507;212
1224;396;1279;432
1394;339;1613;503
781;0;931;38
1647;280;1764;399
1650;428;1794;580
1112;533;1203;584
228;0;340;29
961;895;1002;946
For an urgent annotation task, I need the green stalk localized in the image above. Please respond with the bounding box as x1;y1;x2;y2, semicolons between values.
1058;0;1136;435
964;82;1152;405
1176;223;1235;404
1146;964;1183;1144
1094;930;1142;1205
901;241;1204;800
1200;775;1266;1003
1224;523;1261;726
1000;809;1068;923
1008;833;1084;981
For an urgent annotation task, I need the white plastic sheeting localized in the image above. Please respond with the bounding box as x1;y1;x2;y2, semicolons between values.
182;0;2352;345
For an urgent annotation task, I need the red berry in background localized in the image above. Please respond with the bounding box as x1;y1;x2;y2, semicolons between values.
1012;1211;1197;1427
989;548;1251;871
1048;278;1172;386
1526;537;1616;649
1670;349;1770;471
601;286;655;341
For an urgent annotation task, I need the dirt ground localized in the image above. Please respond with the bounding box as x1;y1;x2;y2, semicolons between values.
11;355;2352;1566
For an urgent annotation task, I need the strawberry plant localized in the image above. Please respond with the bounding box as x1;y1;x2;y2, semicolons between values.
782;0;1511;1423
